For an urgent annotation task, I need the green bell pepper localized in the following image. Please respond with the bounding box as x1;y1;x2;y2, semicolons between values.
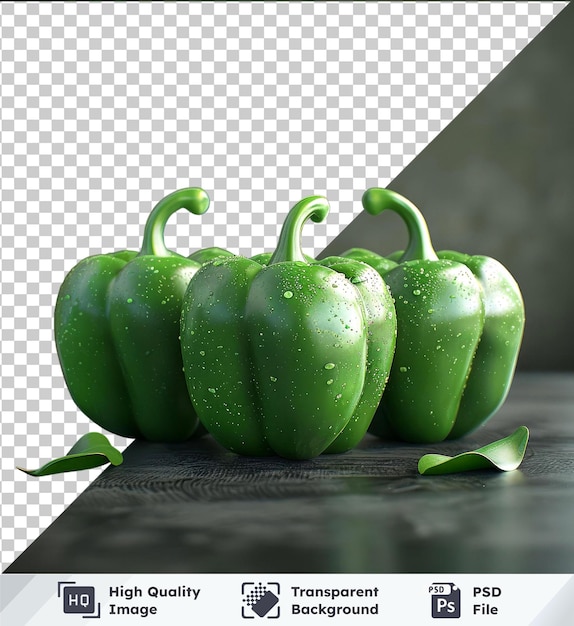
342;187;525;442
180;196;397;459
55;187;231;442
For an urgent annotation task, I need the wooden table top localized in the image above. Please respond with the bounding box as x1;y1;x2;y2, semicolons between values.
6;372;574;574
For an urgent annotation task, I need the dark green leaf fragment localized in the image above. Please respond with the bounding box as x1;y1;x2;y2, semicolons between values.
17;432;123;476
418;426;529;475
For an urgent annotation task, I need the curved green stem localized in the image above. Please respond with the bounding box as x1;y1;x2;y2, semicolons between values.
139;187;210;257
361;187;438;261
269;196;330;264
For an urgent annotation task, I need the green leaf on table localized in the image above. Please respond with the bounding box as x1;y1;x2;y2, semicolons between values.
418;426;530;476
17;432;123;476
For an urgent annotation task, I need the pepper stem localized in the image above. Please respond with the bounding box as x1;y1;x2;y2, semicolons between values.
361;187;438;261
138;188;210;257
269;196;330;264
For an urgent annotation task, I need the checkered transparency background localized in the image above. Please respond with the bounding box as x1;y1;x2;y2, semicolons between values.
0;2;566;570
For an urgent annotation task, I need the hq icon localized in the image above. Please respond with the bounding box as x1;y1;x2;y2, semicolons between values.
58;582;101;619
429;583;461;619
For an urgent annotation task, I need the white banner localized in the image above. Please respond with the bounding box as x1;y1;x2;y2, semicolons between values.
1;573;572;625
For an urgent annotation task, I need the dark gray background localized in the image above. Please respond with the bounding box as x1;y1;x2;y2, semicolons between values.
321;2;574;371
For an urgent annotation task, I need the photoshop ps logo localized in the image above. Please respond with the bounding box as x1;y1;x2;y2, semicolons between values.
58;582;101;619
429;582;461;619
241;582;280;619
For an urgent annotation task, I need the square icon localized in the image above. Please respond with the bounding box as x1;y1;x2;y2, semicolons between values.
242;582;280;619
63;586;96;614
430;582;461;618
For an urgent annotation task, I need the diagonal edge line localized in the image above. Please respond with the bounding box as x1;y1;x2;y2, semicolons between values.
316;1;572;259
530;575;574;625
0;573;35;612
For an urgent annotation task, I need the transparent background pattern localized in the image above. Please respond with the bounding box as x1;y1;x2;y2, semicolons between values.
0;2;566;570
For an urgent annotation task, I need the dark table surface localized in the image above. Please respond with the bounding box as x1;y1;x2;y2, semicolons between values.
6;372;574;574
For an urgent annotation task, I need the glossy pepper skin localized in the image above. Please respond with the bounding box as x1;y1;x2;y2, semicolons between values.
342;188;525;443
180;196;397;459
55;188;229;442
